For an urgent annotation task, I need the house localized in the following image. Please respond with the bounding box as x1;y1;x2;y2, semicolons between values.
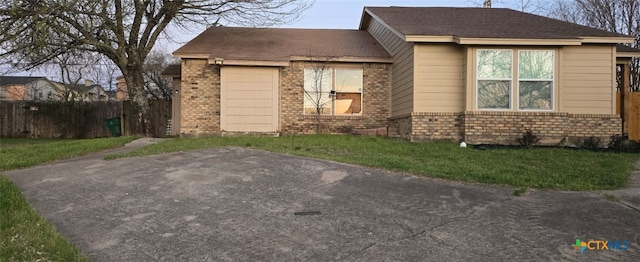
172;6;639;144
0;76;61;101
116;75;173;101
173;27;393;136
65;80;109;101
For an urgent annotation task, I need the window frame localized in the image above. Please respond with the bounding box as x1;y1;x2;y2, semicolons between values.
303;67;363;116
516;50;555;111
475;48;556;112
476;49;513;111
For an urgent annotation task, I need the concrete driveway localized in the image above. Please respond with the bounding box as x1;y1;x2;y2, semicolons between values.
4;140;640;261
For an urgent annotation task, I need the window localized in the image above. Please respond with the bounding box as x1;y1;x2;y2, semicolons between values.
476;49;554;111
518;50;553;110
304;68;362;115
477;50;512;109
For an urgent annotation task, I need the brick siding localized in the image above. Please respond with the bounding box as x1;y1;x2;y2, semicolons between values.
397;111;621;145
179;59;221;137
178;58;619;144
410;112;464;142
179;59;391;136
279;62;391;134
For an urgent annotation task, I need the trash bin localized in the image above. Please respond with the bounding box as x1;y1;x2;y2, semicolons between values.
105;117;122;137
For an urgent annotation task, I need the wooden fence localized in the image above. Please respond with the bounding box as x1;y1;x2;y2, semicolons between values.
122;99;172;137
1;100;173;138
0;101;120;138
616;92;640;141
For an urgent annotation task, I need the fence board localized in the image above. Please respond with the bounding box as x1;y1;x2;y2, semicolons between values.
1;101;121;138
122;100;172;137
628;93;640;141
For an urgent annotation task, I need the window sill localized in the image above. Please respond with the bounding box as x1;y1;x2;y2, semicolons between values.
302;114;364;120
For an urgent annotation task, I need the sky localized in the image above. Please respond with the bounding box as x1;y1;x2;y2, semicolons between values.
162;0;535;52
6;0;550;82
284;0;492;29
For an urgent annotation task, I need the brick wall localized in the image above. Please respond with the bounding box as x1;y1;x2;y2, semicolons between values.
279;62;391;134
389;111;621;145
463;111;621;145
411;112;464;142
388;114;412;139
180;59;221;137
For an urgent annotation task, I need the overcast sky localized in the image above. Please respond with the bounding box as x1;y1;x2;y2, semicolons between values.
160;0;547;53
8;0;550;81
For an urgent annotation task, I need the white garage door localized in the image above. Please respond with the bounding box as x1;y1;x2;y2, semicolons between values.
220;67;279;132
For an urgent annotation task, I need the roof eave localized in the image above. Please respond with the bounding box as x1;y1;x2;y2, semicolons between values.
173;53;210;59
456;37;583;46
363;8;407;40
208;58;289;67
405;36;584;45
358;7;371;30
290;55;393;63
617;52;640;58
580;36;635;43
404;35;632;46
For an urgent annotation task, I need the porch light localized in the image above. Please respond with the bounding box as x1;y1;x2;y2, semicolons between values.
329;90;335;98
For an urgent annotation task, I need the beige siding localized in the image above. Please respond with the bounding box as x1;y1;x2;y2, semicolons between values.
560;45;615;114
366;19;413;117
414;44;464;112
220;66;279;132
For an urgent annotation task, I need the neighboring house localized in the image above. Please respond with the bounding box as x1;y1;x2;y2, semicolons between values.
66;80;109;101
0;76;61;101
116;74;174;101
172;6;639;144
105;90;117;101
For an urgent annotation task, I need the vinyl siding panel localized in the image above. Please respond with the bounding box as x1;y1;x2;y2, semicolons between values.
560;45;615;114
366;19;414;117
414;44;464;112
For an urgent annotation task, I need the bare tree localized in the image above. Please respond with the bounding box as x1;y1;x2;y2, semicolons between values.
143;50;179;100
303;58;333;133
548;0;640;91
0;0;312;135
470;0;544;12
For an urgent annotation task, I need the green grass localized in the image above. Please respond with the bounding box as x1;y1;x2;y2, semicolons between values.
513;187;529;196
0;136;136;261
1;136;137;171
109;135;640;191
602;193;619;202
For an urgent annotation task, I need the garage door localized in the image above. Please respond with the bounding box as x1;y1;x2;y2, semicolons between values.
220;67;279;132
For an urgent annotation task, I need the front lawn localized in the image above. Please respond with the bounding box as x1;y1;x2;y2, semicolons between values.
109;135;639;191
0;136;136;262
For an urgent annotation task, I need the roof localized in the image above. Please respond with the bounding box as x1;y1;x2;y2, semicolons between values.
66;84;105;93
617;44;640;58
173;27;393;64
362;7;633;44
0;76;47;86
161;64;181;77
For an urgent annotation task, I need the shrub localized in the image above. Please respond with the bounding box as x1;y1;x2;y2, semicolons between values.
516;130;540;147
608;134;640;152
581;137;601;150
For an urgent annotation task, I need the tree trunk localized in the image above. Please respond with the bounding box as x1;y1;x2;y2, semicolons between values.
122;64;150;136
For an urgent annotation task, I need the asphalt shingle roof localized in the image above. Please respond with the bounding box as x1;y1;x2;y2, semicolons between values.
0;76;46;86
364;7;629;39
161;64;181;77
173;27;392;61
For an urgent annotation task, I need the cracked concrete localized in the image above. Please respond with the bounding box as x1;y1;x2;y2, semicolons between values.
3;141;640;261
